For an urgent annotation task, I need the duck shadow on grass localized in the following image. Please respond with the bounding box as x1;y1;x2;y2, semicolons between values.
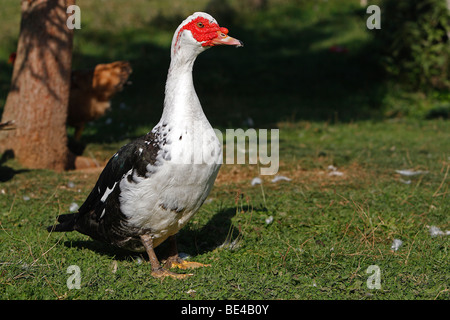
63;206;240;262
0;150;29;182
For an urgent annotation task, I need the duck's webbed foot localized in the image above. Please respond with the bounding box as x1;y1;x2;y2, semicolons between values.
139;234;193;279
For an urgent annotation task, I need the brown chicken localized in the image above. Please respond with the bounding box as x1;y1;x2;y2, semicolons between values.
68;61;132;140
8;54;132;140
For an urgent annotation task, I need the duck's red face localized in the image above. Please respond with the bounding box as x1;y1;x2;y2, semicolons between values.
179;16;243;47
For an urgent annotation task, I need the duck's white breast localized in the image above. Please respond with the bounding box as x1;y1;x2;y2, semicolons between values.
118;122;221;246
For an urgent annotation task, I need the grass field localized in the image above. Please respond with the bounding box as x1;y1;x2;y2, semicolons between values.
1;119;449;299
0;0;449;300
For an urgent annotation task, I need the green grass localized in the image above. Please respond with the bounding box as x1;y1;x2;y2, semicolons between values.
0;0;449;300
1;119;449;299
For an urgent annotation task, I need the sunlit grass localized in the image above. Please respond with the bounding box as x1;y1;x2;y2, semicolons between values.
0;0;448;300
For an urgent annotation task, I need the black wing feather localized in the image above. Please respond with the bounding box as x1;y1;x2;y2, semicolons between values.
47;129;161;245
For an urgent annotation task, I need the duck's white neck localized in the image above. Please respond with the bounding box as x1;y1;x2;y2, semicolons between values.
161;47;206;124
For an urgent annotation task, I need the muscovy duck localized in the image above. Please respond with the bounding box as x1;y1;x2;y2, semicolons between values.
47;12;243;279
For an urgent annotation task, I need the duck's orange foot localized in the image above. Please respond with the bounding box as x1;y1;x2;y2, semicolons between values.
164;256;211;270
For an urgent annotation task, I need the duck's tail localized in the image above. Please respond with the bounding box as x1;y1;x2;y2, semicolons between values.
46;213;76;232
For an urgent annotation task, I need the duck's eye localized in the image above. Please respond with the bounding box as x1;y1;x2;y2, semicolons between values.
197;22;204;28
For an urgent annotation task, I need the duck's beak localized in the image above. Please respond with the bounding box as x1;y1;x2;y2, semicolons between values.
210;29;244;47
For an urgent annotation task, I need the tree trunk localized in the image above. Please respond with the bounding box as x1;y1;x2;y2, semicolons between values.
0;0;75;171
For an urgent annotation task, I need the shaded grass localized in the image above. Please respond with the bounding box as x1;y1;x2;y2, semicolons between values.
2;0;445;141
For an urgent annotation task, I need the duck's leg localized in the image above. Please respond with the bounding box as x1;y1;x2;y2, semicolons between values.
139;234;192;279
164;235;211;270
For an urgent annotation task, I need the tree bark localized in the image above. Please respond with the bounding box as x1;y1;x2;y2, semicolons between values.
0;0;75;171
